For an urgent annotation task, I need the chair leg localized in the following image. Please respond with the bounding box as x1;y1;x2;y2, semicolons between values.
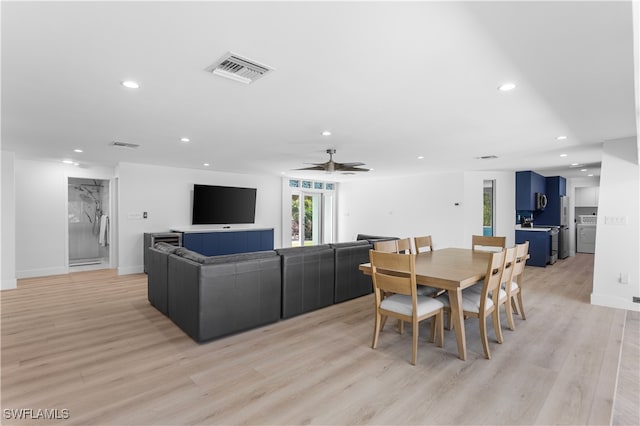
511;298;520;316
429;317;436;343
505;298;516;331
517;291;526;320
398;319;404;335
380;315;388;331
436;311;444;348
372;313;381;349
492;309;503;344
411;318;419;365
479;316;491;359
445;309;453;330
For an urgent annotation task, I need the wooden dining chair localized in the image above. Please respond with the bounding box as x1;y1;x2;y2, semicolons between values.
414;235;434;254
437;248;507;359
505;241;529;326
471;235;506;252
396;238;412;254
369;250;444;365
373;239;398;253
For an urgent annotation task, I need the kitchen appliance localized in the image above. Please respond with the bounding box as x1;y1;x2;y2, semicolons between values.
576;215;597;253
559;196;570;259
535;192;548;210
548;227;559;264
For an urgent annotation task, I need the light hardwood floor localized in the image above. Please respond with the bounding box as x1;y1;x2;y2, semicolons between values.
1;253;636;425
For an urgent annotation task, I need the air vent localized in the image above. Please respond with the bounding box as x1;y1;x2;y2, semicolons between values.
110;141;140;149
475;155;498;160
205;52;273;84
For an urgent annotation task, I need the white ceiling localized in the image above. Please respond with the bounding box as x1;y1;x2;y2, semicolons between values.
2;1;636;181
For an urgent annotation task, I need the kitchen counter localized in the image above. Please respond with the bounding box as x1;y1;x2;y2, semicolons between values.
515;225;553;232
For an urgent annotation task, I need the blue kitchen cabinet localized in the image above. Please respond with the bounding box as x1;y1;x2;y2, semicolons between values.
516;230;550;267
516;171;546;211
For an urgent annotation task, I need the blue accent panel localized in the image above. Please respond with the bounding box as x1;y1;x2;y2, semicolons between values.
182;229;274;256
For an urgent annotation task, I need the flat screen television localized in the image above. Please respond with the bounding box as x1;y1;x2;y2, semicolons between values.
192;184;257;225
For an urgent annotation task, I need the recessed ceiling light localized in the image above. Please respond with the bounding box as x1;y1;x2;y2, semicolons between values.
557;136;567;141
180;137;190;143
121;80;140;89
417;156;424;160
62;159;74;164
73;149;83;153
203;163;210;167
560;153;568;157
73;162;79;166
588;174;594;177
570;163;579;166
321;131;332;136
498;82;516;91
581;169;588;172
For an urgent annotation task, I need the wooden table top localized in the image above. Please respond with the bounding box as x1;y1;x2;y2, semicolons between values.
359;248;491;291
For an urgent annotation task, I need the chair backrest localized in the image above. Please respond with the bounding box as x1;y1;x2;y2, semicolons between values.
472;235;506;252
513;241;530;279
373;239;398;253
396;238;412;254
501;246;517;295
369;250;417;300
478;249;506;310
414;235;433;254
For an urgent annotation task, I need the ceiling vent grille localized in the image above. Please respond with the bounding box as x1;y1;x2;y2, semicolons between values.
205;52;273;84
110;141;140;149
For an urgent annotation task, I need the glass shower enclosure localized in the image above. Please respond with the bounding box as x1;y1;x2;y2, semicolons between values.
68;178;110;267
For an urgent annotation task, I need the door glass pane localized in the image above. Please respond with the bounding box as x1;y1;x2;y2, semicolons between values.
483;180;495;236
322;193;334;244
303;193;322;246
291;194;301;247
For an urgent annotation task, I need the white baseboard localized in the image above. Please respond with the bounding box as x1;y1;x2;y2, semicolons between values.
591;293;640;312
1;278;17;290
16;266;69;279
117;265;144;275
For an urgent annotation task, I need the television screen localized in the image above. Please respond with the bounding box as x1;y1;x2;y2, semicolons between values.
192;184;257;225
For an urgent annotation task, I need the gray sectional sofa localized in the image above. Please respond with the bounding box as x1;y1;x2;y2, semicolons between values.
147;236;396;343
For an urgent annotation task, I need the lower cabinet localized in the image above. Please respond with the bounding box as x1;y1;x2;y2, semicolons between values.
181;229;274;256
516;230;550;267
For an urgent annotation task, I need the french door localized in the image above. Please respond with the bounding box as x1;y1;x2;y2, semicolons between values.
290;191;334;247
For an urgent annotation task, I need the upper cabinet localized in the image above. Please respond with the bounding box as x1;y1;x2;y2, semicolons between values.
575;186;599;207
516;171;546;211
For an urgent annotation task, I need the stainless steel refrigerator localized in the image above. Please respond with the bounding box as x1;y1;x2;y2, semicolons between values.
559;196;570;259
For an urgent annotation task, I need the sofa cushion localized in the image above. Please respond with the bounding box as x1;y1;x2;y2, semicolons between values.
200;250;277;265
154;242;180;253
330;240;371;249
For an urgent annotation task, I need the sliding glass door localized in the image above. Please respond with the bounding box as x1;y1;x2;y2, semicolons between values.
288;179;336;247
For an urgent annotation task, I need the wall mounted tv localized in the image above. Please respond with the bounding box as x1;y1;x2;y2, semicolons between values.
192;184;257;225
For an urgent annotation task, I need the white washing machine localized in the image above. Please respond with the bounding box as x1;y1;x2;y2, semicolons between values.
576;215;597;253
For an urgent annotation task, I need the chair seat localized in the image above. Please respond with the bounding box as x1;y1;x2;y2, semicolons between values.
507;280;519;291
436;289;506;314
380;294;444;317
417;285;440;296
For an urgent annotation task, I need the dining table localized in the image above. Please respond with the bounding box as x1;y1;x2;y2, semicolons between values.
359;247;492;361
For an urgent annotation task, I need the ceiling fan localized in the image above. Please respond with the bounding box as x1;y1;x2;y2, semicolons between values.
296;149;369;173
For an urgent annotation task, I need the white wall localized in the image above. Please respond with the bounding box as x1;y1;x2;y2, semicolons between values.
337;171;515;249
592;137;639;311
1;151;17;289
116;163;282;275
12;159;116;278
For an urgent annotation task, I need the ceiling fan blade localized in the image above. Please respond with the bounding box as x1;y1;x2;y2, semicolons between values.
295;165;328;171
339;166;369;172
337;162;365;167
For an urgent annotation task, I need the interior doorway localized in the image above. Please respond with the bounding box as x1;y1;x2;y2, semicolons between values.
67;178;111;269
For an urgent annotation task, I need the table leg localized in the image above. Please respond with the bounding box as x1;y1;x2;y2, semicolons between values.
448;288;467;361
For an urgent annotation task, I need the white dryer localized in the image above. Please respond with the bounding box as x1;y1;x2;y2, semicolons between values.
576;215;597;253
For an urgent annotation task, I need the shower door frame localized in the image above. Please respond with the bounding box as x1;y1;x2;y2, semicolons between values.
65;175;117;271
